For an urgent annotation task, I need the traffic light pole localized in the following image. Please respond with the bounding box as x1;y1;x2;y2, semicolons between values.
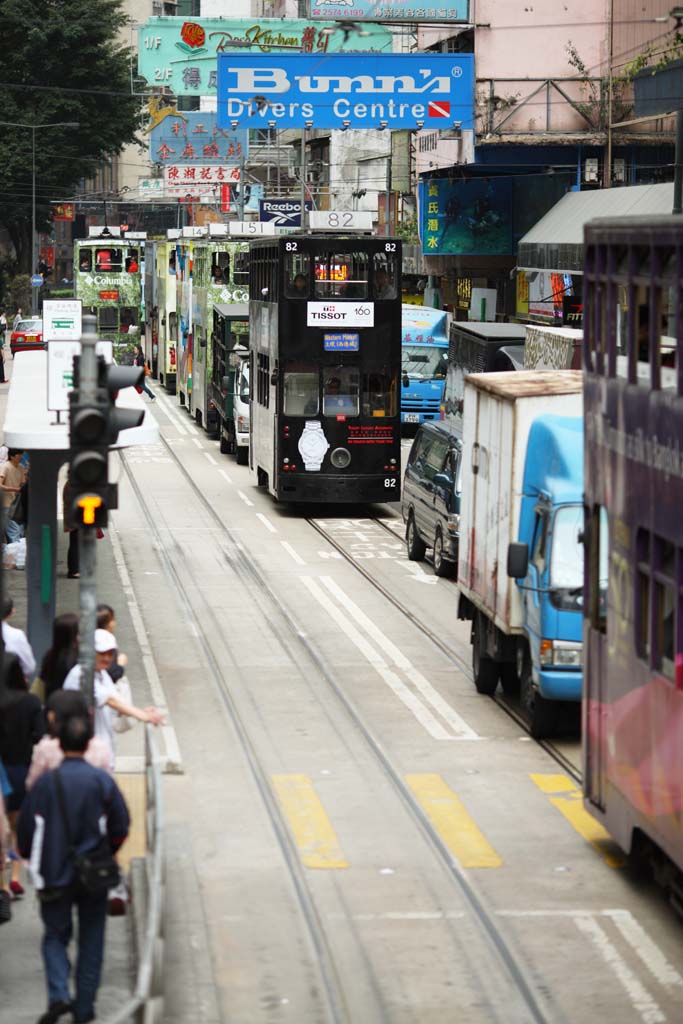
76;331;99;710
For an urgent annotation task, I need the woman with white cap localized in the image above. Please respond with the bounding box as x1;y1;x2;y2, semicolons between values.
63;629;164;771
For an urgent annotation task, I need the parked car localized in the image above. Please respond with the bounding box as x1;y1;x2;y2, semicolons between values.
402;420;462;577
10;318;43;356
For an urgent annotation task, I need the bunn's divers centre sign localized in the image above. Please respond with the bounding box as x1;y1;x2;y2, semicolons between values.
217;53;474;131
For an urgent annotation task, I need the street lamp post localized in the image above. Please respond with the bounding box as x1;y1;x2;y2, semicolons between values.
0;120;79;314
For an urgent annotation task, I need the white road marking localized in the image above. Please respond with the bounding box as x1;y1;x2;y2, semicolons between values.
156;396;188;435
256;512;277;534
320;576;478;740
605;910;683;989
108;517;183;774
396;560;439;585
218;469;233;485
301;576;455;741
203;452;217;465
328;911;466;922
192;437;204;450
238;490;254;507
573;915;665;1024
281;541;306;566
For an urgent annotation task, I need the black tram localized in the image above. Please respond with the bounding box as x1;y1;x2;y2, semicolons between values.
248;235;402;503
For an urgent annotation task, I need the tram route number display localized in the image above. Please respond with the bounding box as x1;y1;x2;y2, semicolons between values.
307;302;374;327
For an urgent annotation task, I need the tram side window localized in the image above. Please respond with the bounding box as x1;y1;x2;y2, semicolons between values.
286;252;310;298
314;252;368;299
589;505;609;634
125;250;139;273
323;368;359;417
212;252;230;284
257;353;270;408
363;371;397;417
284;367;319;416
96;248;122;272
234;251;249;285
78;250;92;272
655;538;676;681
635;530;651;661
373;254;398;300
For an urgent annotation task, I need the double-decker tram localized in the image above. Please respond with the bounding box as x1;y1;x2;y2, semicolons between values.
248;234;402;503
145;232;179;393
582;216;683;899
74;231;144;355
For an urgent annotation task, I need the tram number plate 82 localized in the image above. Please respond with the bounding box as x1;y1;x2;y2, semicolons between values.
384;478;397;488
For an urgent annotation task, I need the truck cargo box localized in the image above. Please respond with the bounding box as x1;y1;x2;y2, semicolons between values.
457;370;583;635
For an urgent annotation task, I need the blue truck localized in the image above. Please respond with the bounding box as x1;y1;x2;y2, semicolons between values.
457;371;584;738
400;305;449;427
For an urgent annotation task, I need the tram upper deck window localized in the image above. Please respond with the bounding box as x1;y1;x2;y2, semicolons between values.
79;250;92;272
96;248;122;272
619;291;677;387
373;254;398;300
125;250;139;273
234;251;249;285
212;251;230;284
286;252;310;298
323;368;360;417
314;252;368;299
284;367;319;416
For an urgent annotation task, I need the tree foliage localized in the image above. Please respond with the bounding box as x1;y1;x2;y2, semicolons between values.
0;0;143;272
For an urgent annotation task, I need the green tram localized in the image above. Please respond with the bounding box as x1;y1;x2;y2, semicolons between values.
74;232;145;356
145;232;178;393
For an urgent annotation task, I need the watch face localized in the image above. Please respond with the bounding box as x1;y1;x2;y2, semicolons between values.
298;422;330;469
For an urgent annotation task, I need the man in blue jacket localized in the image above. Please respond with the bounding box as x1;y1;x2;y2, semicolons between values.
18;712;130;1024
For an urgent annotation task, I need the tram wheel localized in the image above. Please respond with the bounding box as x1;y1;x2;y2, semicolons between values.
406;514;426;562
471;614;499;696
520;647;557;738
433;528;455;578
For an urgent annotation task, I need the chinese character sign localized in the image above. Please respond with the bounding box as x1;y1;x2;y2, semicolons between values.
149;109;248;166
163;165;241;190
308;1;469;22
420;177;512;257
52;203;75;221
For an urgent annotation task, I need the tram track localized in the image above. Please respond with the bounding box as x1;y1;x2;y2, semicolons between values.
309;514;583;786
119;430;552;1024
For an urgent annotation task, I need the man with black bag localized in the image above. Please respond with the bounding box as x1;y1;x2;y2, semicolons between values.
17;713;130;1024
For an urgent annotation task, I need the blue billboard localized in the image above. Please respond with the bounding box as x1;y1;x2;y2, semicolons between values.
148;110;248;166
308;1;469;23
259;198;313;227
217;53;474;131
420;177;513;256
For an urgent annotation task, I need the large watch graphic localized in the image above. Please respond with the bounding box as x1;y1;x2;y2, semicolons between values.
298;421;330;471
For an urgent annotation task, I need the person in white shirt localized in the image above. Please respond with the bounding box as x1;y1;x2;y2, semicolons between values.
63;629;164;770
2;597;36;681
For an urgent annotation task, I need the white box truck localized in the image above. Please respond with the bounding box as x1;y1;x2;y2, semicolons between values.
457;370;584;735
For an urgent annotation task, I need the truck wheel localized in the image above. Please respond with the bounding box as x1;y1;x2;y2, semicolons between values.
236;445;248;465
499;663;520;697
471;615;499;695
520;648;558;738
406;514;427;562
220;435;229;455
433;528;455;578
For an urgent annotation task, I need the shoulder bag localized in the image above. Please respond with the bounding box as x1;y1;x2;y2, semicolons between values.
52;769;120;895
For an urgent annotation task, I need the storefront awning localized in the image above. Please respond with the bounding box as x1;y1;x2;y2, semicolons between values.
517;182;674;273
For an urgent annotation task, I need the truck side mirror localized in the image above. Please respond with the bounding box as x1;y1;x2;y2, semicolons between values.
433;472;452;491
507;542;529;579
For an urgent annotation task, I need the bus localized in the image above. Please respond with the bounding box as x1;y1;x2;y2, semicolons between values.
74;232;144;356
145;233;178;393
400;304;448;427
249;234;402;503
191;236;249;432
582;216;683;892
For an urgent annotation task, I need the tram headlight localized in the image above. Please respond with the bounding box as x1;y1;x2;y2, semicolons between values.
539;639;583;667
330;447;351;469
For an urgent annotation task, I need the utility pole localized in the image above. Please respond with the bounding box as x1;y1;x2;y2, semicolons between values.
238;146;246;220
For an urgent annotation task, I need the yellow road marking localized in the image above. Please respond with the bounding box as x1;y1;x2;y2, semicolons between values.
115;773;146;872
530;773;625;868
406;773;502;868
272;774;348;869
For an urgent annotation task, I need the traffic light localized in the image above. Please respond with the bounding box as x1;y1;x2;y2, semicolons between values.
99;360;145;444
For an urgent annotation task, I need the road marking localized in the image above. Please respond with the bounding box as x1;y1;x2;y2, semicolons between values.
573;915;665;1024
301;576;454;740
192;437;203;450
237;490;254;507
320;576;477;740
272;774;348;869
281;541;306;566
406;774;502;868
203;451;217;465
156;396;187;435
604;910;683;989
109;513;183;774
218;469;233;485
256;512;277;534
529;774;624;867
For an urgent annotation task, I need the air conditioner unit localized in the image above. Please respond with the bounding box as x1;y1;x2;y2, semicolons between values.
584;158;599;183
307;160;324;182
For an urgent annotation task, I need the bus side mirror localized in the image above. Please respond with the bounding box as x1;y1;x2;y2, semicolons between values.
507;542;529;579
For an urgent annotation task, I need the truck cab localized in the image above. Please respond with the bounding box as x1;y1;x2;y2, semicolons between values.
400;305;449;427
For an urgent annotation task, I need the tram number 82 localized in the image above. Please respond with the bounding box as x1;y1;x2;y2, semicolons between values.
384;478;397;488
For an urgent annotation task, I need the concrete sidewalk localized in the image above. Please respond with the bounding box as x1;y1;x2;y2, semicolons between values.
0;353;147;1023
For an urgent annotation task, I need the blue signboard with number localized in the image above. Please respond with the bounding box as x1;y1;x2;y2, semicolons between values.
324;333;360;351
217;52;474;131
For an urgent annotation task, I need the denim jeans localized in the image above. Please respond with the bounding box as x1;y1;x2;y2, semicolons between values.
40;886;108;1019
0;507;22;544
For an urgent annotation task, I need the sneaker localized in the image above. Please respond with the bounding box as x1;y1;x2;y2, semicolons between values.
9;880;24;898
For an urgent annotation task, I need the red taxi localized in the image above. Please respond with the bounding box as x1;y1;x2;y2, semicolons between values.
10;318;43;356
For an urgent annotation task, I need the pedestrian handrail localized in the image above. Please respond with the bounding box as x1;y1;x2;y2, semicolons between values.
101;725;165;1024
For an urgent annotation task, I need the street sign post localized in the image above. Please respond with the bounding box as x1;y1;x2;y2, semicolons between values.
31;274;43;287
43;299;82;342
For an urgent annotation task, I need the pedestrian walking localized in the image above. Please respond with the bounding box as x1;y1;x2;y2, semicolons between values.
0;784;10;924
62;481;80;578
26;690;111;789
0;651;45;897
132;344;155;401
18;712;130;1024
0;448;27;544
63;630;164;771
32;612;79;703
2;596;37;682
13;308;22;330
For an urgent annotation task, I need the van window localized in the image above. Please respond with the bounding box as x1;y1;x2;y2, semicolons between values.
423;437;449;482
408;429;433;468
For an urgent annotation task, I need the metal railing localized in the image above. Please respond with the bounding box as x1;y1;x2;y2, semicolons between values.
103;725;165;1024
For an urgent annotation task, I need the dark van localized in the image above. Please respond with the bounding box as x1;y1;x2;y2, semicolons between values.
402;421;462;577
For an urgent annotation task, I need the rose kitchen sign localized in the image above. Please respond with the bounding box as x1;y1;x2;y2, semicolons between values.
138;16;392;96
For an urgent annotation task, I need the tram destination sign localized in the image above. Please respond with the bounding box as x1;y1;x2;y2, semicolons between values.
217;53;474;131
307;302;374;327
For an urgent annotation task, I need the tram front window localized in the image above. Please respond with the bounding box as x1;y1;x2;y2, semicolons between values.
96;248;122;272
286;252;310;297
323;368;359;417
284;369;319;416
314;252;368;299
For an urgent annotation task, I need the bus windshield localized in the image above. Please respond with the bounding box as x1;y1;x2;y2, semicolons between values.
402;345;448;379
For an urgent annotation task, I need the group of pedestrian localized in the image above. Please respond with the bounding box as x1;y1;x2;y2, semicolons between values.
0;599;165;1023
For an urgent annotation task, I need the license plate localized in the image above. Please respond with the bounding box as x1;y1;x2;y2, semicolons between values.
25;335;38;341
404;413;420;423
